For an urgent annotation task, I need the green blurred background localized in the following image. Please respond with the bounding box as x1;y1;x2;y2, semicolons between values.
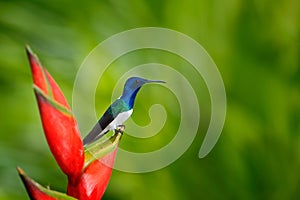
0;0;299;199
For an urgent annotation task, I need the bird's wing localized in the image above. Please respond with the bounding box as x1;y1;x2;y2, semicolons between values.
83;99;128;145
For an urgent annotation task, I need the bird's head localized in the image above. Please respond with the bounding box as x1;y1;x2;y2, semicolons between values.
123;77;165;93
121;77;165;107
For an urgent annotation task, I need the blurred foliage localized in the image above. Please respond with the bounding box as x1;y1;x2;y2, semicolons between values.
0;0;299;199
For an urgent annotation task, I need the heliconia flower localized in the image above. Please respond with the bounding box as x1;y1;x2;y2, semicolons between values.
17;167;77;200
20;46;123;200
67;149;118;200
26;46;84;181
67;131;122;200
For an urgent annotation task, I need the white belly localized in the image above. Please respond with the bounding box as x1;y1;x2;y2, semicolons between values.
107;109;133;131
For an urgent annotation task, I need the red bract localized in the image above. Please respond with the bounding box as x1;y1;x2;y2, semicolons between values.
26;46;84;181
18;46;122;200
18;167;77;200
35;93;84;180
67;149;118;200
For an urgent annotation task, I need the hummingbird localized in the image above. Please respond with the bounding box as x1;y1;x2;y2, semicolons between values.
83;77;165;146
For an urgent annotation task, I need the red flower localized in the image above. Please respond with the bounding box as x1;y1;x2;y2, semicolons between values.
18;167;77;200
26;46;84;181
18;46;122;200
67;149;118;200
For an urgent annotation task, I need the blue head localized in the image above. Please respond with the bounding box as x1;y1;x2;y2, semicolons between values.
120;77;165;109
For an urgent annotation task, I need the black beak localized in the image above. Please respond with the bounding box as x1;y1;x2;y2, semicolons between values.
145;79;166;84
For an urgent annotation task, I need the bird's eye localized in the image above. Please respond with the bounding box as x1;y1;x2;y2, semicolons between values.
136;80;140;83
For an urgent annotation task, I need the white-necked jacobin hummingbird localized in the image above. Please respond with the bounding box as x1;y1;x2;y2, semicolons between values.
83;77;165;146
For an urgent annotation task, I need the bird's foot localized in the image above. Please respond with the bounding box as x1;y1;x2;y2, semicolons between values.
115;125;125;134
